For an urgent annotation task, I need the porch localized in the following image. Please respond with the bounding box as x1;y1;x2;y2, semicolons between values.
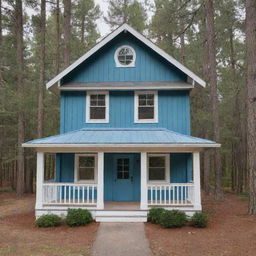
35;151;201;221
23;127;219;222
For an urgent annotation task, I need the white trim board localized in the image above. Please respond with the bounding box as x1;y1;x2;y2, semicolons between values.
46;24;206;90
22;143;221;148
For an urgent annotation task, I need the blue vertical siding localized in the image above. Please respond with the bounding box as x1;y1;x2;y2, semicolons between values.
62;32;187;84
170;153;192;183
55;153;74;182
60;90;190;134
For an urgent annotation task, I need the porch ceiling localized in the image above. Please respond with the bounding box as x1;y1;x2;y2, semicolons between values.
22;128;220;151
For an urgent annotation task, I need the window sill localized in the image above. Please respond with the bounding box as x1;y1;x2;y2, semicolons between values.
134;119;158;123
74;180;97;184
86;119;109;123
147;180;170;184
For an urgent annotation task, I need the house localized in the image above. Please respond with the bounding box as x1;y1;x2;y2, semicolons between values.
23;24;220;222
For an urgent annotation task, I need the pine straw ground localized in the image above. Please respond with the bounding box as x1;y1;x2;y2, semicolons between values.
145;192;256;256
0;192;255;256
0;192;98;256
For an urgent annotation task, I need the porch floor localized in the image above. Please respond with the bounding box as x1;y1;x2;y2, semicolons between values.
104;202;140;211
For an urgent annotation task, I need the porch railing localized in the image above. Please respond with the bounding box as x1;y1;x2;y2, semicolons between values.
42;183;97;206
147;183;194;206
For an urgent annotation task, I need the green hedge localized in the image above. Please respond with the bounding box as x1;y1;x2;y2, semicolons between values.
35;214;62;227
66;208;93;226
148;208;166;224
160;210;187;228
190;212;208;228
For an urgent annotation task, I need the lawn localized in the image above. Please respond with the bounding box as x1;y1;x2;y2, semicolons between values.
145;192;256;256
0;192;98;256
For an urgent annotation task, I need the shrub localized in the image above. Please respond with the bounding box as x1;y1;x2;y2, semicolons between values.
190;212;208;228
148;208;166;224
66;208;93;226
35;214;62;227
160;210;187;228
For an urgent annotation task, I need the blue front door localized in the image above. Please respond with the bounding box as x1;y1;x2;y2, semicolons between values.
113;154;134;201
104;153;140;202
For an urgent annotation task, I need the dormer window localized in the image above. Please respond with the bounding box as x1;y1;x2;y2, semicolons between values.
115;45;136;67
86;91;109;123
134;91;158;123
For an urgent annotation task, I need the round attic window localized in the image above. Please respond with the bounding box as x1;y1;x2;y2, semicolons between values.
115;45;136;67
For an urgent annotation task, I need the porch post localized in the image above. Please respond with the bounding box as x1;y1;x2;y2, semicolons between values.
193;152;202;210
140;152;148;210
97;152;104;209
35;151;44;209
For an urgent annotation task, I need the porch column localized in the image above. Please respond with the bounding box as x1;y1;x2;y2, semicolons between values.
97;152;104;209
193;152;202;210
140;152;148;210
35;151;44;209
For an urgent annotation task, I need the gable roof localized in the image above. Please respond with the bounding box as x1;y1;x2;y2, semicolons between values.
46;23;206;91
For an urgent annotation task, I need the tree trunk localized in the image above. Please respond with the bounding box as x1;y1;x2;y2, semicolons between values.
56;0;60;74
15;0;25;196
245;0;256;214
37;0;46;139
205;0;223;199
203;149;211;195
0;0;3;83
64;0;71;67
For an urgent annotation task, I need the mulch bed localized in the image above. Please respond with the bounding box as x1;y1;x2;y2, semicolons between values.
0;192;99;256
145;193;256;256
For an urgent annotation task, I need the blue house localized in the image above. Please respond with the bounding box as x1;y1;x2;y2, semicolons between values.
23;24;220;222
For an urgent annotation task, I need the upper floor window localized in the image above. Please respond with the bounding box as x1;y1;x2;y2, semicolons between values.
86;91;109;123
115;45;136;67
134;91;158;123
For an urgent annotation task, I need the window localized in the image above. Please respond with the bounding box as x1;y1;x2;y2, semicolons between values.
117;158;130;179
114;45;136;67
134;91;158;123
86;91;109;123
75;154;97;183
148;154;170;183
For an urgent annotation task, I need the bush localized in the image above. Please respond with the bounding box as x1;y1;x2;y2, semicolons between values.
190;212;208;228
148;208;166;224
66;208;93;226
35;214;62;227
160;210;187;228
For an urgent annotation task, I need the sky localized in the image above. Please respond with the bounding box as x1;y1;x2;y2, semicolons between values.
95;0;111;36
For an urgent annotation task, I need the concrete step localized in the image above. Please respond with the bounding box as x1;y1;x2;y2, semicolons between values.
95;216;148;222
95;210;148;222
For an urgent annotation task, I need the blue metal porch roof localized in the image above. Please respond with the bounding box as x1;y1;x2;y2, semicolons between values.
23;128;218;146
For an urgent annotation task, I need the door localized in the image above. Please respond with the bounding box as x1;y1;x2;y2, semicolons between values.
113;154;134;201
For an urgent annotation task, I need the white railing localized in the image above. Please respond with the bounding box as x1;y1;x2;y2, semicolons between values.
147;183;194;206
42;183;97;205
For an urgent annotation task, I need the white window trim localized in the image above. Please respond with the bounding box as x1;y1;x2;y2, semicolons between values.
74;154;98;184
114;45;136;67
86;91;109;123
134;91;158;123
147;153;170;184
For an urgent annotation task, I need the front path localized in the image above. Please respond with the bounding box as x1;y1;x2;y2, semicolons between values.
92;223;153;256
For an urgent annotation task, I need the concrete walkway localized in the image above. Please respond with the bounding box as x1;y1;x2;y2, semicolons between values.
92;223;153;256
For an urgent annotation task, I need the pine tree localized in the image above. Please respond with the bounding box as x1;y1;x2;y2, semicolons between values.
15;0;25;195
246;0;256;214
104;0;147;32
